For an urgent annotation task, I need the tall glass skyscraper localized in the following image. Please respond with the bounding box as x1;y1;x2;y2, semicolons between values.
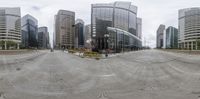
156;24;165;48
166;26;178;49
75;19;84;48
137;18;142;39
21;14;38;48
179;8;200;50
91;1;142;52
38;27;49;49
0;7;21;49
84;24;91;49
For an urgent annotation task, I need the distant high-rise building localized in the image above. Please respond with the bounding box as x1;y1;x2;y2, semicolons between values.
38;27;49;49
84;24;91;49
75;19;84;48
165;26;178;49
91;1;142;52
179;8;200;50
21;14;38;48
137;18;142;39
53;15;57;49
55;10;75;49
156;24;165;48
0;7;21;50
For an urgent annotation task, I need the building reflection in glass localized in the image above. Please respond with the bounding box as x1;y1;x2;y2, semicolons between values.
91;1;141;52
107;27;142;53
21;14;38;48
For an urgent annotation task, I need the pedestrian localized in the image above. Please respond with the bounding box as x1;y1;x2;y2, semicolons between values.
105;50;108;58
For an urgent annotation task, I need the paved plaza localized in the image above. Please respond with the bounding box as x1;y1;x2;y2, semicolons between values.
0;50;200;99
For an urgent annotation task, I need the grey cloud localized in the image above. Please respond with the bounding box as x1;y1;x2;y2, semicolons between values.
31;6;40;11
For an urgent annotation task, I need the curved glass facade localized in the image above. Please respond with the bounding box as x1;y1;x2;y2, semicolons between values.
107;27;142;52
92;7;113;38
0;7;21;49
91;1;141;52
179;8;200;50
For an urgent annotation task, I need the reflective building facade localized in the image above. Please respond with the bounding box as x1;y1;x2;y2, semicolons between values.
107;27;142;52
156;24;165;48
165;26;178;49
179;8;200;50
21;14;38;48
38;27;49;49
91;1;142;52
136;18;142;39
55;10;75;49
84;24;91;49
75;19;84;48
0;7;21;49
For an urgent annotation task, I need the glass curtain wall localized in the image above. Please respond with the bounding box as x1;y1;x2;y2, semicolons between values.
91;2;140;52
107;27;142;53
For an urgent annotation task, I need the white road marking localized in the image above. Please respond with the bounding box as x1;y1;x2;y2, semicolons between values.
99;73;116;77
168;63;200;76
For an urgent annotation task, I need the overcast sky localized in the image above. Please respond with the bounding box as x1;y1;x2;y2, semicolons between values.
1;0;200;47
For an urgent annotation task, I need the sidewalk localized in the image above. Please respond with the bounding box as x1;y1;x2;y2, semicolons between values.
101;50;142;59
0;50;45;66
64;50;144;59
160;49;200;55
0;50;35;55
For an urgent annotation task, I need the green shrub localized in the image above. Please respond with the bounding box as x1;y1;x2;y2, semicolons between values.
83;51;101;58
68;50;76;53
95;57;100;60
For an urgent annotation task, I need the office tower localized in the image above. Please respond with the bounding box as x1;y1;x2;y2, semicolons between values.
38;27;49;49
75;19;84;48
84;24;91;49
137;18;142;39
156;24;165;48
179;8;200;50
21;14;38;48
0;7;21;50
165;26;178;49
91;1;142;52
55;10;75;49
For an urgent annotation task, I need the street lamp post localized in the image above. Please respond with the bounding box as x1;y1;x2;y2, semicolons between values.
104;34;110;57
104;34;110;49
122;32;125;53
71;24;75;49
5;29;8;50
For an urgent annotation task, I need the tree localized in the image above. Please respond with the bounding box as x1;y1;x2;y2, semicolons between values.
0;40;5;50
6;41;17;49
197;40;200;50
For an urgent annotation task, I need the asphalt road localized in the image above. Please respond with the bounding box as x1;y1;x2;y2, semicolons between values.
0;50;200;99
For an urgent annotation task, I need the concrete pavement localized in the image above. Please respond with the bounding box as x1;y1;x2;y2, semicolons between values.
0;50;200;99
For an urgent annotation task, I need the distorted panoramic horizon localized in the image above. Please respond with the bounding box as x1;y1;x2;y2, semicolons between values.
1;0;200;99
1;0;200;48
